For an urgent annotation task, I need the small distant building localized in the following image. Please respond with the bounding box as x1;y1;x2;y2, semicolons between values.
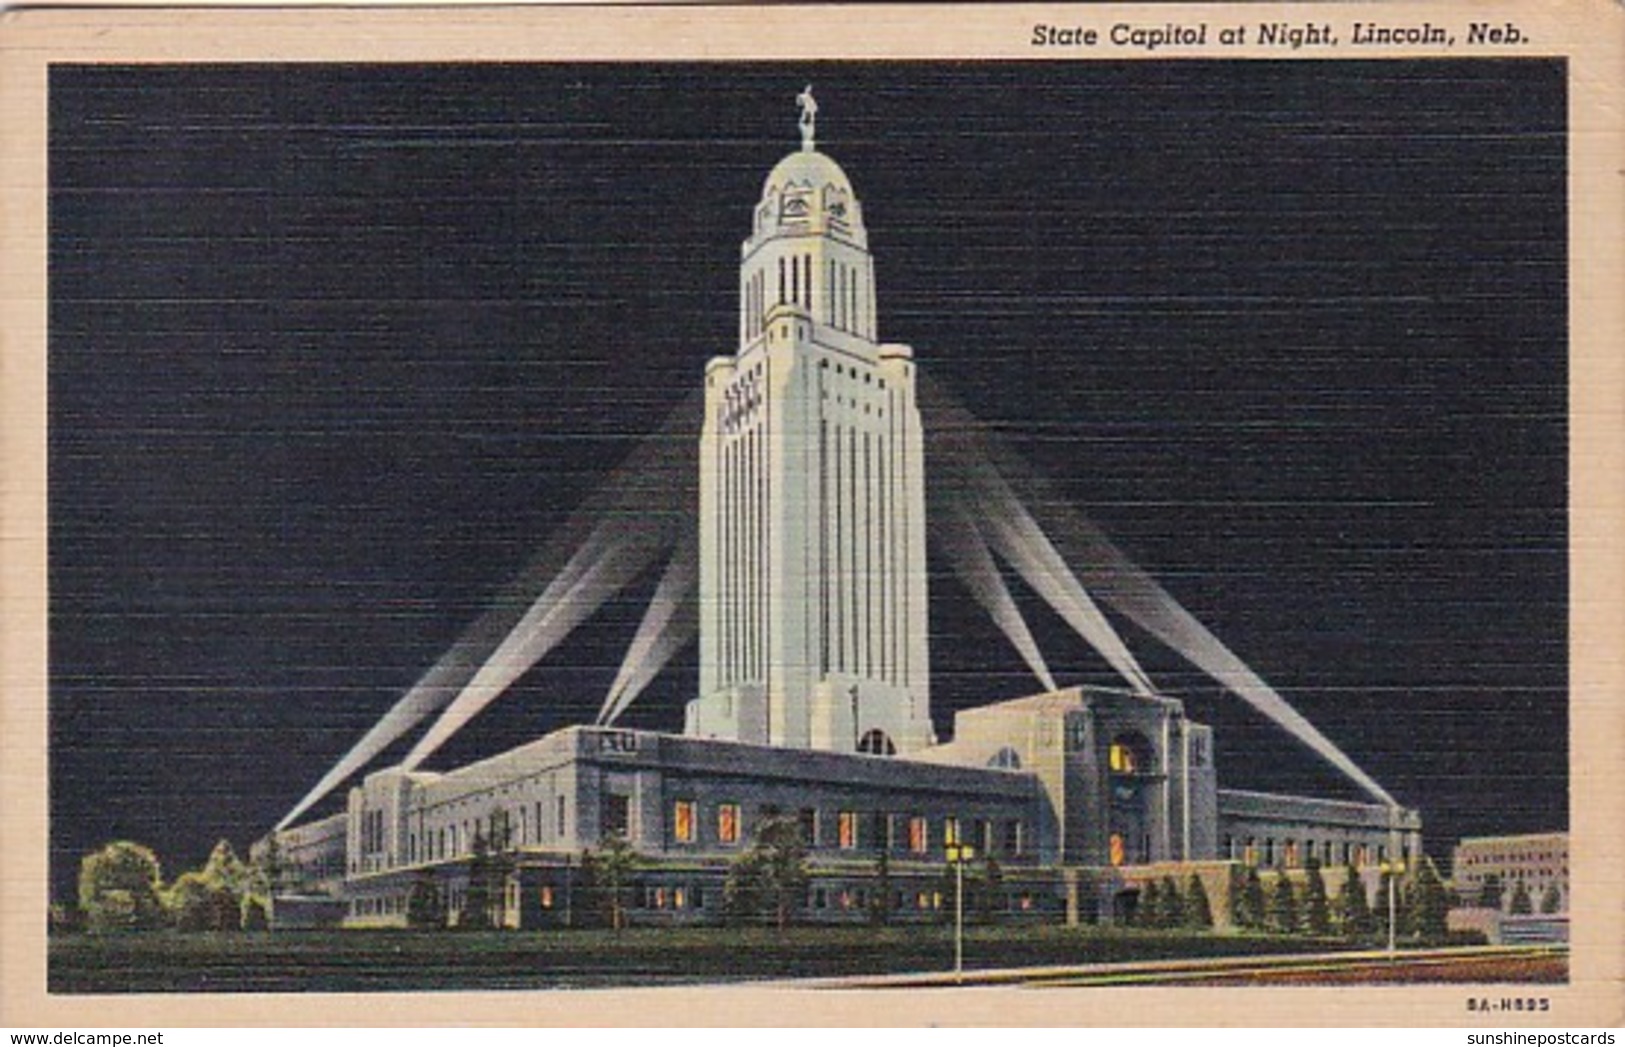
1451;831;1568;912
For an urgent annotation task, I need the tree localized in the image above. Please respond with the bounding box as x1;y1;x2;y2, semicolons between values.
457;827;494;930
1302;858;1331;936
48;901;84;936
200;839;250;897
1477;873;1505;911
196;838;253;930
750;814;809;930
722;850;764;926
1156;876;1184;929
1230;867;1267;931
1183;872;1213;929
867;851;893;926
406;868;446;930
456;811;518;931
1336;864;1374;938
1540;883;1563;914
1509;880;1533;915
594;833;640;932
1410;859;1451;942
241;896;269;931
164;870;238;931
576;849;607;928
1267;874;1299;935
257;832;285;895
1136;879;1161;928
78;841;165;932
977;857;1005;925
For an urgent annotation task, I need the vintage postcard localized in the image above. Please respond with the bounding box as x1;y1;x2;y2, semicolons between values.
2;0;1621;1028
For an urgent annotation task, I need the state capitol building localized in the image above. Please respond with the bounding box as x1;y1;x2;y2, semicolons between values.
261;94;1422;930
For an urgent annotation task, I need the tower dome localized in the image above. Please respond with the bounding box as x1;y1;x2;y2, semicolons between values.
761;148;853;199
746;86;868;250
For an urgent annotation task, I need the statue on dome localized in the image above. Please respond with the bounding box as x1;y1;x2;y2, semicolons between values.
796;85;817;151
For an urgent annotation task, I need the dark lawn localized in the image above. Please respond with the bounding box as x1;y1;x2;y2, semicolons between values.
49;924;1359;993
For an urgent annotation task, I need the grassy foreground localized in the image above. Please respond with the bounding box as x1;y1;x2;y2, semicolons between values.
50;924;1357;993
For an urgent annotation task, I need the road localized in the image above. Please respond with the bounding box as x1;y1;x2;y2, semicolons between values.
816;945;1568;989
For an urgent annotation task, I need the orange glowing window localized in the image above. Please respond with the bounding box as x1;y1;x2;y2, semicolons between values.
1109;833;1126;867
838;811;859;850
1108;743;1137;773
673;800;696;844
717;803;740;845
539;885;554;909
908;817;928;854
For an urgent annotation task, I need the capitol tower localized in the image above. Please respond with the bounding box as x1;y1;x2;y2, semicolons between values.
687;89;935;755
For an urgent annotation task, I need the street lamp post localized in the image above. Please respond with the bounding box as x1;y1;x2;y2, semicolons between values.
1380;859;1405;956
946;841;975;983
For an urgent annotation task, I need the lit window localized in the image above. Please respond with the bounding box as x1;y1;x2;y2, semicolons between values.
674;887;686;909
908;816;928;854
1109;833;1126;866
1108;732;1152;774
540;885;554;909
673;800;696;844
1284;839;1299;867
838;811;859;850
944;817;961;847
718;803;741;845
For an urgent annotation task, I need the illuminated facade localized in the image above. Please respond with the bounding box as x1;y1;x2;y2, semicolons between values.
689;109;933;755
261;96;1422;931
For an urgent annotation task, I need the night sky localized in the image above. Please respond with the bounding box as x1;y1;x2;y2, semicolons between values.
48;61;1566;900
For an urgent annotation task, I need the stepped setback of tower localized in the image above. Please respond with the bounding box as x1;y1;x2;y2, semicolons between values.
686;114;934;755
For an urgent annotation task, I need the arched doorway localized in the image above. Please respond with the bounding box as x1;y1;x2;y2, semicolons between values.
857;728;896;756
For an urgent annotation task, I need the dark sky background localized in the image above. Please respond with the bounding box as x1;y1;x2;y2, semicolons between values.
48;61;1566;901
